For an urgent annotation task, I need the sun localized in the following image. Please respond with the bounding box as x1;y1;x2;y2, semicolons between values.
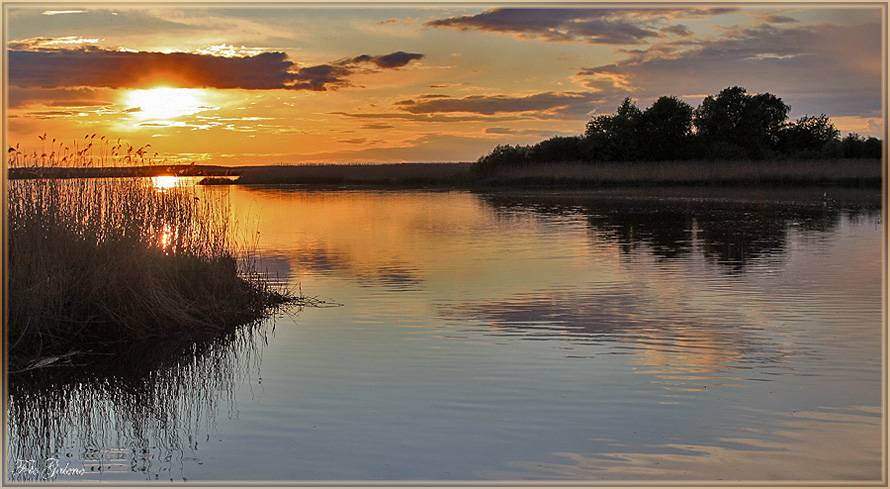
123;87;210;121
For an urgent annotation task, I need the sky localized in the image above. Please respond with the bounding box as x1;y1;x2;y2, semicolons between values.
4;3;886;165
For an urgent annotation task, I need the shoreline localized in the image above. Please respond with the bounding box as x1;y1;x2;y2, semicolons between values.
7;159;882;189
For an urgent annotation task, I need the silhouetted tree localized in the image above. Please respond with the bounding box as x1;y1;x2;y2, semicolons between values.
584;98;642;161
473;144;530;176
693;86;789;159
528;136;585;163
779;114;840;156
473;86;880;173
639;96;694;161
841;133;883;159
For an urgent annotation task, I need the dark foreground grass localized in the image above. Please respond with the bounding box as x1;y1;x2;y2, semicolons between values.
7;177;306;372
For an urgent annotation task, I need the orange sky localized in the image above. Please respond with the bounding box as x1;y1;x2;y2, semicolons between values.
4;4;885;165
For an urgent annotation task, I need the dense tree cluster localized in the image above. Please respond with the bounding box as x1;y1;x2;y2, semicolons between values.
475;86;882;174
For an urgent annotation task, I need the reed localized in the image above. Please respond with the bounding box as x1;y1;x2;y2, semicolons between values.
7;136;303;371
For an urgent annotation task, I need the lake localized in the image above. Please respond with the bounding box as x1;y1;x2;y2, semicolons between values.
6;184;884;483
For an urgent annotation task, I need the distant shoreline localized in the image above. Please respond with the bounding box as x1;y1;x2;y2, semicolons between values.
7;159;882;189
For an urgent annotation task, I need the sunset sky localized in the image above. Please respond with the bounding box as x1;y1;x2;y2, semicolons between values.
4;3;885;165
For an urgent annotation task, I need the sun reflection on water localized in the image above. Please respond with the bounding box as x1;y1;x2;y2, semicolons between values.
159;223;174;253
151;175;180;190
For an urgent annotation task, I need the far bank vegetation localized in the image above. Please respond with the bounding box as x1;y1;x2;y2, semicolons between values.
473;86;882;186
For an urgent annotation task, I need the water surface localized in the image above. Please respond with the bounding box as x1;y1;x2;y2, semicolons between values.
7;185;884;483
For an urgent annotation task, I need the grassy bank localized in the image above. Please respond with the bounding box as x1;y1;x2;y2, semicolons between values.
7;177;302;372
236;159;881;188
472;158;883;188
10;159;881;189
234;162;475;186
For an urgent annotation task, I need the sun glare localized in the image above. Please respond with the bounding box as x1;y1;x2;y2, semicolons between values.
151;175;180;189
124;87;210;121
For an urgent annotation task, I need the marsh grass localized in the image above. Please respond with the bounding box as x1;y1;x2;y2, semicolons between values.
236;162;475;185
7;138;303;371
474;159;883;187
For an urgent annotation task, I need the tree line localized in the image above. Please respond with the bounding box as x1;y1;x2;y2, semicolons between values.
475;86;882;174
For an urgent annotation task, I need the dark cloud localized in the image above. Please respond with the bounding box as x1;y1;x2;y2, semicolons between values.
7;87;109;108
48;100;112;107
346;51;424;68
748;10;799;24
396;91;602;117
660;24;693;37
362;123;395;130
484;127;576;138
330;111;525;123
425;7;739;44
29;110;77;119
394;94;452;106
7;47;424;91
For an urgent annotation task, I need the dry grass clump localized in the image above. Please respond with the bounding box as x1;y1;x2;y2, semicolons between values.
7;175;297;371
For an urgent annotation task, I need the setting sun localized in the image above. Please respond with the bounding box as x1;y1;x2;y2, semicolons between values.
123;87;211;121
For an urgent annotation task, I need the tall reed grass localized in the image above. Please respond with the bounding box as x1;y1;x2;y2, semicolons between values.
8;132;159;169
7;135;300;371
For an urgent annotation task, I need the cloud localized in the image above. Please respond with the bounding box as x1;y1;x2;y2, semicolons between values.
746;10;799;24
345;51;424;69
484;127;577;138
7;45;424;91
7;87;112;109
425;8;738;44
362;123;395;130
330;111;524;123
41;10;85;15
297;133;499;163
395;91;603;117
8;36;100;51
660;24;693;37
571;20;883;119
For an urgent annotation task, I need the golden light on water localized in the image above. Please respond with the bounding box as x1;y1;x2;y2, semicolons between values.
160;223;172;251
151;175;180;189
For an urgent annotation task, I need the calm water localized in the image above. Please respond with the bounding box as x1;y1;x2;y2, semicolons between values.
7;184;884;483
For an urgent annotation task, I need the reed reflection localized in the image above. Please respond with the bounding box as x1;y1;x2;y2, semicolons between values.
6;320;271;482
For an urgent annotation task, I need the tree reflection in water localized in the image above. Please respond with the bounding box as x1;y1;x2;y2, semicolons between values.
480;189;879;273
6;320;272;482
452;189;881;389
